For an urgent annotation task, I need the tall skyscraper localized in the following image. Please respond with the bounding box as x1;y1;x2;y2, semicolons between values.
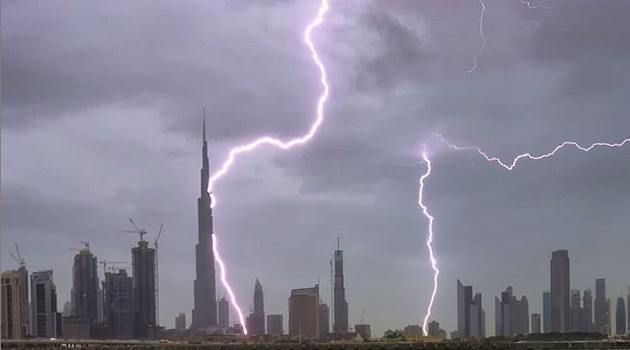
2;270;24;339
333;239;348;334
615;297;626;335
132;240;156;338
289;284;319;339
192;119;218;329
495;286;529;337
583;289;593;331
218;297;229;329
102;269;133;339
246;279;265;336
71;246;99;333
543;291;551;333
267;314;283;335
531;313;541;333
457;279;484;338
550;249;570;333
318;303;330;340
594;278;611;334
627;287;630;334
31;270;58;338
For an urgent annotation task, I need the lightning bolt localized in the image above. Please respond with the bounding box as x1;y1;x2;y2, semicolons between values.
437;134;630;170
386;160;424;177
208;0;331;335
466;0;487;74
520;0;558;12
418;151;439;336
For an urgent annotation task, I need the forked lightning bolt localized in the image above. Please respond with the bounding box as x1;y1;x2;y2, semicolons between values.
208;0;331;335
437;134;630;170
418;152;439;336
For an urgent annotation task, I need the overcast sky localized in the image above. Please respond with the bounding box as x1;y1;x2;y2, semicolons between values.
2;0;629;336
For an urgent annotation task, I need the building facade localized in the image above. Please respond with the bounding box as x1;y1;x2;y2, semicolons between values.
102;269;133;339
71;248;100;334
267;314;283;335
616;297;626;335
192;119;218;329
2;270;23;339
495;286;528;337
31;270;58;338
457;279;484;338
246;279;265;336
550;250;570;333
333;240;348;334
289;285;319;339
594;278;611;334
132;241;156;338
218;297;229;329
531;313;541;333
543;291;551;333
175;313;186;331
318;303;329;340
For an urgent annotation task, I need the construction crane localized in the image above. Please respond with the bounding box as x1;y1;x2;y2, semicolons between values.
12;244;25;268
154;224;164;326
99;260;125;277
123;218;147;242
359;310;366;324
79;241;90;251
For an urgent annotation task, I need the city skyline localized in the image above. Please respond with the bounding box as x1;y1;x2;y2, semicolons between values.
2;0;630;338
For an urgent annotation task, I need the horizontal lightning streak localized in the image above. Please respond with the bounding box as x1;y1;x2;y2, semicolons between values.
438;134;630;170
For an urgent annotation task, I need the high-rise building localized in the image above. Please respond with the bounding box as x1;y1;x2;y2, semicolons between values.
457;279;472;338
218;297;229;329
457;279;484;338
531;313;541;333
267;314;283;335
583;289;593;331
318;303;329;340
470;293;484;337
175;313;186;331
627;287;630;334
132;240;156;338
31;270;58;338
102;269;133;339
615;297;626;335
333;239;348;334
594;278;611;334
2;270;24;339
570;289;587;332
289;284;319;339
495;286;529;337
550;249;570;333
428;320;441;336
192;119;218;329
543;291;551;333
71;246;99;334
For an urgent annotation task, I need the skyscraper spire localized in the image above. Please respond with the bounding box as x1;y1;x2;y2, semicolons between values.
192;111;218;329
203;108;207;142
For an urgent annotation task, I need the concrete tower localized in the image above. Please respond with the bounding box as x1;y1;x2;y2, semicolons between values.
132;240;156;338
333;238;348;333
550;250;570;333
71;246;99;332
192;116;218;329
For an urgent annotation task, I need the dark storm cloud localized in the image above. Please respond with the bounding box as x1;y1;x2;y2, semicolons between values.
2;0;630;336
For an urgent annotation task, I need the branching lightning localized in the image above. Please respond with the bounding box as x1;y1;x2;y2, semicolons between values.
208;0;331;335
418;151;439;336
386;161;424;177
520;0;558;12
437;134;630;170
466;0;487;74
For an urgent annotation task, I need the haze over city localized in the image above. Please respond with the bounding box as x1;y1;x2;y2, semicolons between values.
1;0;629;342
